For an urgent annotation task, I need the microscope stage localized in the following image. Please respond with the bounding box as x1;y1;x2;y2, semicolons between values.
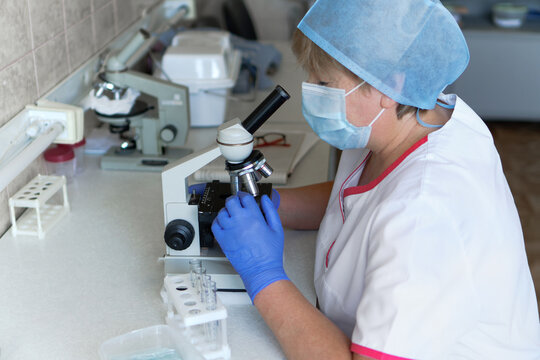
100;146;192;172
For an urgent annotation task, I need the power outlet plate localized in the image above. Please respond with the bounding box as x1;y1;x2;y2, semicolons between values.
0;103;83;168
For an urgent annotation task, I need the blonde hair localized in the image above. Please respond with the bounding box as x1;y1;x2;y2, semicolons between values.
291;29;417;119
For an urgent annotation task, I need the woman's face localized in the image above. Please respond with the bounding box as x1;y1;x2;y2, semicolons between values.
307;68;384;129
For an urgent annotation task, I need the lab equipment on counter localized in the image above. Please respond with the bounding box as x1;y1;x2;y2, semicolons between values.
162;273;231;359
44;146;76;182
158;30;242;127
161;85;290;290
1;101;80;237
8;175;69;239
492;3;528;28
88;4;195;172
100;272;229;360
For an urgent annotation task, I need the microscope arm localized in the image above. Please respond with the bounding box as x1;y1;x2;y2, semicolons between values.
161;141;226;255
107;70;187;99
106;70;190;146
107;29;150;71
162;144;221;206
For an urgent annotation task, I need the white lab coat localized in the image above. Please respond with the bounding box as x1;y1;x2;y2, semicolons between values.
314;94;540;359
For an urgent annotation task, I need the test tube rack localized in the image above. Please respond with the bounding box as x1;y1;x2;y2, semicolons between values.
163;274;231;360
8;174;69;239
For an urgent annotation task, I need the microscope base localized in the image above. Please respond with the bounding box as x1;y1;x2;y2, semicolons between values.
101;146;192;172
163;253;245;292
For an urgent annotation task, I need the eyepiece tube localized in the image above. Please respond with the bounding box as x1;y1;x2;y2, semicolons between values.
241;85;290;134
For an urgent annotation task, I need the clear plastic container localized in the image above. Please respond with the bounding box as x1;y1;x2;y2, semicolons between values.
58;138;86;174
43;146;76;183
99;325;204;360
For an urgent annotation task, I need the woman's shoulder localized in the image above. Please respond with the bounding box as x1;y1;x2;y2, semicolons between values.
436;94;493;142
425;94;501;168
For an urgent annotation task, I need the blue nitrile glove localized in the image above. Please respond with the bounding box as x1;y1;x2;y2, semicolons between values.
271;188;280;209
211;191;288;302
188;183;206;196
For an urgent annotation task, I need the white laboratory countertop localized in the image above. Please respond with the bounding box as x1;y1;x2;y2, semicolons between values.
0;103;328;359
0;128;328;360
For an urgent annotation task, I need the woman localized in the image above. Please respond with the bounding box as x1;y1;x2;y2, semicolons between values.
211;0;540;358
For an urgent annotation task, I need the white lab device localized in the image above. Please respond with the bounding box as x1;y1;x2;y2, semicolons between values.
90;3;197;172
161;86;290;290
159;30;242;127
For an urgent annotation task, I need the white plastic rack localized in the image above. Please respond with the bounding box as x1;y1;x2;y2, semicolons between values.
8;174;69;239
163;274;231;360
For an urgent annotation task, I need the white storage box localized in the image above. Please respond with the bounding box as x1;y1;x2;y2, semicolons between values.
161;31;242;127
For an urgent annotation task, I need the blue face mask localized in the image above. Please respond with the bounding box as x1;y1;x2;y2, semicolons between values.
302;82;385;150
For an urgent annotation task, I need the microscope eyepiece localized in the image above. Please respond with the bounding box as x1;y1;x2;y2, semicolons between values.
241;85;290;134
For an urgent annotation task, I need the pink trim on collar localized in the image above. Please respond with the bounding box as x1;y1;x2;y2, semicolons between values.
325;240;336;268
351;344;413;360
338;153;371;223
343;136;428;197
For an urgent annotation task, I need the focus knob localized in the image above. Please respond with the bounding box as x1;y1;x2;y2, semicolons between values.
160;124;177;143
164;219;194;250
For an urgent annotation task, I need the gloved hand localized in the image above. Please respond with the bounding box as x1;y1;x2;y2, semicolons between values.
211;191;288;302
189;182;280;209
188;183;207;196
270;188;280;209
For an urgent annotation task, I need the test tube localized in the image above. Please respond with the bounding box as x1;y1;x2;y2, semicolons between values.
203;280;220;349
189;259;202;286
200;274;212;302
192;266;206;295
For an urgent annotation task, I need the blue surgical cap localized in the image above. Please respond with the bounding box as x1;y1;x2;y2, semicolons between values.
298;0;470;109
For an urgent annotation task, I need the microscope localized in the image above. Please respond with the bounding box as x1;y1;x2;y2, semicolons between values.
161;86;290;290
91;5;193;171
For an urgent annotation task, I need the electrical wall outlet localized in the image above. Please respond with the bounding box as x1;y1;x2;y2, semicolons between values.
0;102;82;192
30;100;84;144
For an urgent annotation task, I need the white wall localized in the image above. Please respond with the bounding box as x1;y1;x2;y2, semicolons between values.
196;0;308;40
244;0;306;40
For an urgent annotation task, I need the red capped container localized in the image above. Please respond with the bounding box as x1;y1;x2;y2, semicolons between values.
58;138;86;174
44;146;76;183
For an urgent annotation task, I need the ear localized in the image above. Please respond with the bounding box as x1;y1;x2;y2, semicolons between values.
380;93;397;110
